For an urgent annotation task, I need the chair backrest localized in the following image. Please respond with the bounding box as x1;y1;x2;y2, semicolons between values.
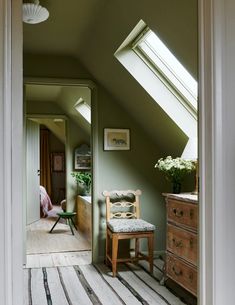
103;190;142;221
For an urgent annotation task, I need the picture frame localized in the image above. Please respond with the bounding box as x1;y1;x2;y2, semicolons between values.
104;128;130;151
74;144;91;170
51;153;65;172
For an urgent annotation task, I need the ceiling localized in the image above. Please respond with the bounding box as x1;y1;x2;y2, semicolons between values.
23;0;198;154
25;84;91;135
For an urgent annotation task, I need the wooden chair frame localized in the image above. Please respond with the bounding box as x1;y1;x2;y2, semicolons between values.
103;190;154;277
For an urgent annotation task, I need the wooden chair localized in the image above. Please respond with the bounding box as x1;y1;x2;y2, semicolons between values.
103;190;155;277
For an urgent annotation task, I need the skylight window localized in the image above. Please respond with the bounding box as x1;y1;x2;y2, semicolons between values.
133;29;198;111
74;98;91;124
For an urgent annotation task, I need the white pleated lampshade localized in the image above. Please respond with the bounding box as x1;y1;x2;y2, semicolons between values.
23;1;49;24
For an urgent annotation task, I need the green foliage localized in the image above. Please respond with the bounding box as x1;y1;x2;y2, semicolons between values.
71;171;92;195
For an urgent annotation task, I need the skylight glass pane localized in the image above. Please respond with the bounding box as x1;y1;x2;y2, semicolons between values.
74;99;91;124
135;30;198;110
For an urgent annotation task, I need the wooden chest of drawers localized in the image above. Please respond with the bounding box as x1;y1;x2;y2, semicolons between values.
164;193;198;296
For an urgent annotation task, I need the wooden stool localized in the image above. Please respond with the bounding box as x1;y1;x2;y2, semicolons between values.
49;212;77;235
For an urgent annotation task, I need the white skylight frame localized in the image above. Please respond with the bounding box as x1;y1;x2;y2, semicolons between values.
74;98;91;124
132;28;198;112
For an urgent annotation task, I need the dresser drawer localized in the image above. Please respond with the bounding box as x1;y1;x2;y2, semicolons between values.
166;253;197;296
167;224;197;266
167;199;198;230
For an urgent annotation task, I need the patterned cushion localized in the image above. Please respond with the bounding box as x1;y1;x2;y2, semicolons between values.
107;218;155;233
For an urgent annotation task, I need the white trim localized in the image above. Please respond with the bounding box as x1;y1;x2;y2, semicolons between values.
90;85;99;263
12;0;23;302
198;0;214;304
26;114;68;120
133;29;198;112
24;77;99;264
24;77;96;90
0;0;23;304
115;22;197;138
199;0;235;304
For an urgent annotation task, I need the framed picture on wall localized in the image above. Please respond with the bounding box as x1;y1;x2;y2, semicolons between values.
74;144;91;170
104;128;130;151
51;153;65;172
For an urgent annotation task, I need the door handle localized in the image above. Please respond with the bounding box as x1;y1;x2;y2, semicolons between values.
37;169;40;176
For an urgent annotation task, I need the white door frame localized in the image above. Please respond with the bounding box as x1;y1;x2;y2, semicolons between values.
2;0;234;304
199;0;235;304
0;0;23;304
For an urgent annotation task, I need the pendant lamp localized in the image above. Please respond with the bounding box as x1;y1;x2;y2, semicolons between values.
23;0;49;24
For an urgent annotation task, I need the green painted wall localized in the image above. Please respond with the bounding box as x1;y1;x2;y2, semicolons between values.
24;54;194;263
92;88;195;261
24;54;91;79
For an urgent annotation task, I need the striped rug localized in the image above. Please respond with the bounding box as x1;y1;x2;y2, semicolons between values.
24;261;187;305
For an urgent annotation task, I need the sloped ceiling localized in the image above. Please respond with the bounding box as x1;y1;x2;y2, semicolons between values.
25;84;91;135
23;0;198;155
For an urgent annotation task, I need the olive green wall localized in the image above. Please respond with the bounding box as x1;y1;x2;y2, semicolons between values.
94;89;166;259
24;54;194;262
24;54;91;79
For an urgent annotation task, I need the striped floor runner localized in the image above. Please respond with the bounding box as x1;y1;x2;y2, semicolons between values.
24;261;187;305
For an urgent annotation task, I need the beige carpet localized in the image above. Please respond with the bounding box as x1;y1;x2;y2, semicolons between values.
27;206;91;254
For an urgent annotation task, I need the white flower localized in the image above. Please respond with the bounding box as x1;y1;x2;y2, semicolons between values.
154;156;196;183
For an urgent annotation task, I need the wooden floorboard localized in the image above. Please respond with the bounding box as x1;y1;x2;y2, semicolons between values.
31;268;48;305
95;264;142;305
25;205;92;268
25;251;92;268
58;266;93;305
27;206;91;255
46;268;70;305
24;262;190;305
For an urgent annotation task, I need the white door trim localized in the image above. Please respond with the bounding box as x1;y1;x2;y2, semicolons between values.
198;0;214;303
199;0;235;304
0;0;23;304
4;0;234;304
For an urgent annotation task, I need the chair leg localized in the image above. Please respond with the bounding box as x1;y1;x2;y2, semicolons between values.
68;218;74;235
70;217;77;230
105;230;109;266
112;234;118;277
135;238;140;259
49;216;61;233
148;234;154;274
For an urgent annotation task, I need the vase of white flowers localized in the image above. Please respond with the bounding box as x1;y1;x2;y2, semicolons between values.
155;156;196;194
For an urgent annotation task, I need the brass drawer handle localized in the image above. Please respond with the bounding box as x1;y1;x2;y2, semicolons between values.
190;209;194;219
172;266;182;276
173;208;184;217
172;238;183;248
189;238;194;248
189;272;194;282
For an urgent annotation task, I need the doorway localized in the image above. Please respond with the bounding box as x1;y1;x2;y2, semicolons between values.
24;80;94;267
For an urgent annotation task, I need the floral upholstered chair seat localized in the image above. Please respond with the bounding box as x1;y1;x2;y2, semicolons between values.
107;218;155;233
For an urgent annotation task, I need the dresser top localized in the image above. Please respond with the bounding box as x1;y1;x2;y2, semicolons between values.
162;192;198;203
